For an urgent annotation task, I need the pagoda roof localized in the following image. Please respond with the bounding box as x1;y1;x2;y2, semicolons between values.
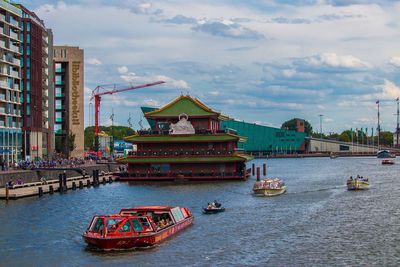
124;133;240;143
117;155;246;164
145;95;220;118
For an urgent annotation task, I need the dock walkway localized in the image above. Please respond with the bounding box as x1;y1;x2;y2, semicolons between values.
0;172;115;200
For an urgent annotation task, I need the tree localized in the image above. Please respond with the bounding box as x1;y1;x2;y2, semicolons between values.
67;131;76;156
84;126;135;151
338;130;351;142
380;131;393;146
281;118;313;136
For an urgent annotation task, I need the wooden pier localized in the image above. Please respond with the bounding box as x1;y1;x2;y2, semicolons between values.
0;172;116;200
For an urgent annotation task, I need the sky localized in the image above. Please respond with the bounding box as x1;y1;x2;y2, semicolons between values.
18;0;400;133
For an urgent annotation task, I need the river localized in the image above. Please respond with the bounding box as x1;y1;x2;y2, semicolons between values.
0;157;399;266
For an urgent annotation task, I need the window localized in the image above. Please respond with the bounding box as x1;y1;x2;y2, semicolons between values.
55;75;62;85
26;94;30;104
55;63;62;72
26;104;30;115
54;124;62;132
26;81;30;91
90;218;104;232
130;219;143;231
26;57;30;67
26;34;30;43
55;112;62;122
26;69;30;79
55;87;62;97
27;22;30;32
26;45;30;56
55;100;62;109
118;221;132;233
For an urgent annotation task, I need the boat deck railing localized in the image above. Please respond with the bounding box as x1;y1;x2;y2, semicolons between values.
137;129;231;136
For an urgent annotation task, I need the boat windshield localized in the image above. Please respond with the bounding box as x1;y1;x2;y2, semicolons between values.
106;218;123;233
90;217;105;233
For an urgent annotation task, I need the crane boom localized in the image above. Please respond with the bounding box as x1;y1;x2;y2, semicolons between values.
92;81;165;135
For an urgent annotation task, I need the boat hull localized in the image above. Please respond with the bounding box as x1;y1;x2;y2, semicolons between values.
347;180;369;190
202;208;225;214
83;216;193;250
253;186;286;196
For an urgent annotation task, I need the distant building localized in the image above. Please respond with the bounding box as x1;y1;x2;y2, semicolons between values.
53;46;84;157
394;129;400;148
0;2;23;162
17;4;53;160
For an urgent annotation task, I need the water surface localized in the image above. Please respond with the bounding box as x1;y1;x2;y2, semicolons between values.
1;157;399;266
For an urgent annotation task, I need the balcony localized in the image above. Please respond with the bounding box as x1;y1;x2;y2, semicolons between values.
128;149;234;157
10;70;19;78
9;45;20;54
9;31;19;41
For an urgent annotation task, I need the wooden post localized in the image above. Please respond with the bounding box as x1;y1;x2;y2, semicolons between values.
49;185;54;194
38;187;43;197
72;182;77;190
102;177;106;184
263;163;266;177
87;179;91;188
79;181;84;189
109;176;113;183
252;163;255;176
58;174;63;192
5;185;9;201
256;167;260;181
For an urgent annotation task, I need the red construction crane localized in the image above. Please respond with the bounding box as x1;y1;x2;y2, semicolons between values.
91;81;165;135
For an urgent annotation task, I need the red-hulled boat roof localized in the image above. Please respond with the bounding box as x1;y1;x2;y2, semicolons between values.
120;206;174;212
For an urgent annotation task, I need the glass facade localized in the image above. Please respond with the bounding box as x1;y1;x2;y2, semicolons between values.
0;129;22;161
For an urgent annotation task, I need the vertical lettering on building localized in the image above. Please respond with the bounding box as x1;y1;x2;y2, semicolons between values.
71;61;80;125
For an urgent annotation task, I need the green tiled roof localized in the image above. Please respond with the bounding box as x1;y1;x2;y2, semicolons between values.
145;95;219;118
117;156;246;164
124;134;239;143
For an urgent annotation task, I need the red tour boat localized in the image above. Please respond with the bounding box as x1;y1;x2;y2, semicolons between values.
82;206;193;250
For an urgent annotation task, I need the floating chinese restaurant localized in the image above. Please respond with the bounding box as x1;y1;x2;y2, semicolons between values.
117;95;250;181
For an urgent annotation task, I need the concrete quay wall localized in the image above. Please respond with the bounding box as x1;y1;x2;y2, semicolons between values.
0;164;119;188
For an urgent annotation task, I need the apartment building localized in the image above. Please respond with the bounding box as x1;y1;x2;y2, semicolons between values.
53;46;84;157
0;1;23;163
17;4;54;160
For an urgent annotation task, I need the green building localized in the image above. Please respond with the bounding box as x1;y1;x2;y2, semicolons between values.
141;105;306;155
221;120;306;154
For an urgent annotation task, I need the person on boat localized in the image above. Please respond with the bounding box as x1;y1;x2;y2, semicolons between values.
349;176;353;181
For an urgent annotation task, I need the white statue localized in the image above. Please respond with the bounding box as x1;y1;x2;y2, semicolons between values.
169;113;195;135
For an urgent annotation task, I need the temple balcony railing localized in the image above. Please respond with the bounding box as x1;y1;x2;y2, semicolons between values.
119;171;245;178
137;129;233;136
127;150;235;157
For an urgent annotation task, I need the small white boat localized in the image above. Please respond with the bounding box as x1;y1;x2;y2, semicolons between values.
253;178;286;196
347;177;369;190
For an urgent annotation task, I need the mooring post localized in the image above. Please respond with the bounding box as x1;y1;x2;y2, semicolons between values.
72;182;76;190
263;163;266;177
5;185;9;201
79;181;84;189
252;163;255;176
109;176;113;183
58;174;63;193
49;185;54;194
87;179;91;188
256;167;260;181
38;187;43;197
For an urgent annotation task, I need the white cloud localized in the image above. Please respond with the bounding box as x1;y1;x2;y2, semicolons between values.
117;66;129;74
119;67;190;89
305;53;371;69
87;58;102;65
389;57;400;67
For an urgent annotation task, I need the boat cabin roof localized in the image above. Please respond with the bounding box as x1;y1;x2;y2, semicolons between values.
120;206;173;213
